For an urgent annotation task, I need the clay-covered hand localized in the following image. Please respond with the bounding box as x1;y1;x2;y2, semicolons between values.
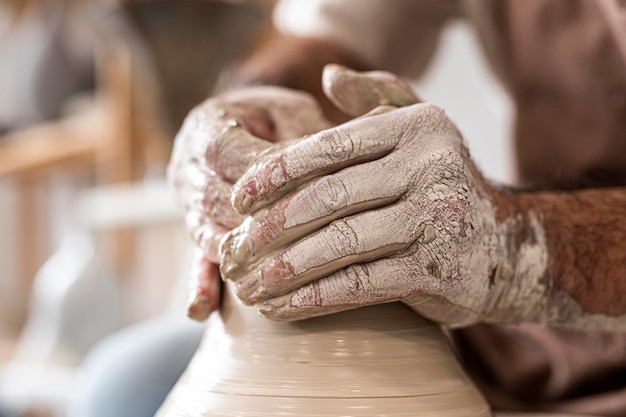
221;70;527;328
169;87;331;320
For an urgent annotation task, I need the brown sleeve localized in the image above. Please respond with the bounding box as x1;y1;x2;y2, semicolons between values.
448;323;626;415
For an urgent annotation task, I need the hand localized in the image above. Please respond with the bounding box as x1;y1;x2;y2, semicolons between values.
169;86;331;320
170;65;415;321
221;70;516;328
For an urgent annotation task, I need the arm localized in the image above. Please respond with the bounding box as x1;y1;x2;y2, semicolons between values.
493;186;626;329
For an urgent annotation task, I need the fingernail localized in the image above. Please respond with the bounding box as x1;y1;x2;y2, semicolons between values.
257;302;274;315
232;179;257;214
247;286;268;305
258;298;288;320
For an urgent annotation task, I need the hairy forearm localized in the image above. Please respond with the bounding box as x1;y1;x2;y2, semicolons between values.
494;186;626;331
230;34;370;122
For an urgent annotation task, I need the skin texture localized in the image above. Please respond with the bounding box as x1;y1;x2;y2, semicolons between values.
168;87;331;320
505;188;626;320
171;34;626;331
165;19;626;416
221;101;500;327
219;65;626;331
221;72;516;328
169;65;416;321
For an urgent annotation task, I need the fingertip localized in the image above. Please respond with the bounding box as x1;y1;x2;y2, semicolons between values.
218;261;237;282
222;231;252;269
258;301;292;322
322;64;365;117
322;64;419;117
187;254;222;321
187;290;218;322
322;63;351;96
231;178;257;215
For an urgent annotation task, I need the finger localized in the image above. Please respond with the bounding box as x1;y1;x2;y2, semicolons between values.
182;166;238;262
322;64;419;117
224;203;425;305
256;244;482;326
186;217;228;264
183;163;243;228
187;249;222;321
221;161;407;271
232;109;406;214
256;256;418;321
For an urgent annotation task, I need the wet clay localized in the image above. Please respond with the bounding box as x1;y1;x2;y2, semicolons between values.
156;285;491;416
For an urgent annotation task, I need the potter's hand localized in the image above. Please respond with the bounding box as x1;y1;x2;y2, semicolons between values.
169;87;331;320
171;66;417;322
221;74;515;327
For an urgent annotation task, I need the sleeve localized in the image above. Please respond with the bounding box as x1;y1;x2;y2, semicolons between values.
273;0;461;79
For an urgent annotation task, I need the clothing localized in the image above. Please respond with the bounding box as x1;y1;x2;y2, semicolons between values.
274;1;626;415
67;315;205;417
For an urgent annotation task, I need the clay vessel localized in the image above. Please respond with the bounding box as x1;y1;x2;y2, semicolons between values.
157;286;492;416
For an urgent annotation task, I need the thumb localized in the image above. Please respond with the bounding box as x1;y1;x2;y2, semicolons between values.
322;64;419;117
187;248;222;321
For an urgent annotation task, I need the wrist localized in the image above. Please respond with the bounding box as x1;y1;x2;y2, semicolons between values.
496;188;626;330
480;186;552;325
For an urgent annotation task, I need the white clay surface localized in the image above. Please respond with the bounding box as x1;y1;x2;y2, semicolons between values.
156;285;491;416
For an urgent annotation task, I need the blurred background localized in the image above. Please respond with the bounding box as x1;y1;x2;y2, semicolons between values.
0;0;513;416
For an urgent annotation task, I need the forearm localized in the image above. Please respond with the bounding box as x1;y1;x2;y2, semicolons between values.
231;34;370;122
493;186;626;331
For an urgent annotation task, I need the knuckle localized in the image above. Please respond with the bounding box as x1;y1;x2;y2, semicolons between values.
415;103;447;123
343;264;372;295
403;103;454;138
201;183;241;227
315;175;349;213
325;219;360;256
316;129;355;162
